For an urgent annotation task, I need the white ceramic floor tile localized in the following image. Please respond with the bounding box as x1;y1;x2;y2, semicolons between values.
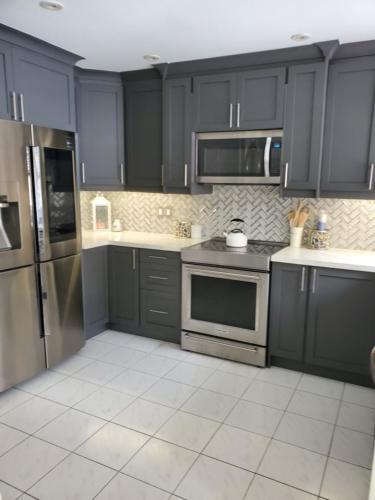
94;330;135;347
152;342;189;361
76;422;149;470
258;440;326;495
95;473;170;500
202;370;251;397
17;370;65;395
225;399;283;437
127;336;163;353
297;374;344;399
343;384;375;409
245;475;317;500
165;362;213;387
204;424;269;471
35;408;105;451
40;377;99;407
73;360;124;385
330;426;374;468
78;339;115;360
0;480;23;500
0;389;32;416
256;367;302;389
143;379;196;409
287;390;340;423
123;438;197;492
51;354;92;375
113;398;175;435
275;412;334;455
182;388;237;422
100;346;147;367
337;401;375;435
0;423;27;457
74;387;135;420
106;369;158;396
132;354;178;377
156;411;219;452
0;436;68;491
29;453;115;500
218;360;260;379
183;351;223;369
176;455;253;500
0;396;66;434
321;458;371;500
243;380;294;410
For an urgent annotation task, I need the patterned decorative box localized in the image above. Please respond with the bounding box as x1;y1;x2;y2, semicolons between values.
308;229;330;249
175;221;191;239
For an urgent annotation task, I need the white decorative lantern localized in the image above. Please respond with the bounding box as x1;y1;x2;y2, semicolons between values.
91;193;111;231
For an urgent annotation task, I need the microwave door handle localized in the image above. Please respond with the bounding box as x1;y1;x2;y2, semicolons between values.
264;137;271;178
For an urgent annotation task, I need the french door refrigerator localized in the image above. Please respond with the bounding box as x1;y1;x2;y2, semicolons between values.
0;119;84;392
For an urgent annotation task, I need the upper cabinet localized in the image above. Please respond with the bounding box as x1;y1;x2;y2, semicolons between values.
76;70;125;190
0;40;14;120
321;57;375;197
124;77;163;191
282;62;326;195
193;68;285;132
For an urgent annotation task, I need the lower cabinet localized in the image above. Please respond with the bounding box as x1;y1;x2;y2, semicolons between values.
269;263;375;386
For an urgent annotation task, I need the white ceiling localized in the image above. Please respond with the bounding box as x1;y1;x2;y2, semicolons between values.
1;0;375;72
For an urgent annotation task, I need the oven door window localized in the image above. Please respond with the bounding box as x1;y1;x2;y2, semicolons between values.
191;274;257;330
44;148;77;244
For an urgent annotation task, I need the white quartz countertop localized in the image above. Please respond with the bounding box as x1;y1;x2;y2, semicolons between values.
82;230;207;252
272;246;375;272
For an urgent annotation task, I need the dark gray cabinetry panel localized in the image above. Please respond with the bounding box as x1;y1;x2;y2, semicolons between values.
269;263;308;361
237;67;285;130
305;267;375;375
0;40;14;120
76;71;124;189
108;246;139;331
282;63;326;194
125;79;163;191
82;247;108;338
321;57;375;197
193;73;237;131
12;47;76;131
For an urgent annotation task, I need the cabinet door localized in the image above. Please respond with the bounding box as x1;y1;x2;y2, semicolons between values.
269;263;308;361
163;78;191;190
321;58;375;195
82;247;108;338
305;267;375;375
282;63;326;193
125;79;162;190
12;47;75;130
0;40;14;120
108;246;139;330
237;67;285;130
77;79;124;189
193;73;237;131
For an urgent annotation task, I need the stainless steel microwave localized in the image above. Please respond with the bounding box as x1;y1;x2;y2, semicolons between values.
195;130;283;185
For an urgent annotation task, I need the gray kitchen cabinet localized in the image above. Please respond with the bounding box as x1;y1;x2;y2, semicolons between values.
76;70;124;190
124;79;163;191
82;247;108;338
321;57;375;197
108;246;140;331
282;63;326;195
0;40;14;120
12;46;76;131
236;67;285;130
269;263;308;361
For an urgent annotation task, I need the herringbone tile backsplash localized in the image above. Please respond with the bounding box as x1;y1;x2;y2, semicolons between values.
80;186;375;250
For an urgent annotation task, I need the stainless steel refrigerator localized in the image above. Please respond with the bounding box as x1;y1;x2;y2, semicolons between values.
0;119;84;392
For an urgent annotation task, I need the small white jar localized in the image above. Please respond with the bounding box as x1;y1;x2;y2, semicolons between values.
290;227;304;248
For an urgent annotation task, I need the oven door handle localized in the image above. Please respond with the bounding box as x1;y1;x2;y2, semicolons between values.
189;269;261;281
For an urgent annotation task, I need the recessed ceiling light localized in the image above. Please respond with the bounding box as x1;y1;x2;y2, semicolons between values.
143;54;161;63
39;1;64;11
290;33;311;42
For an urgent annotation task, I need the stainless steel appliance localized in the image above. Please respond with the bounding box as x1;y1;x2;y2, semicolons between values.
181;238;285;367
0;119;84;392
196;130;283;185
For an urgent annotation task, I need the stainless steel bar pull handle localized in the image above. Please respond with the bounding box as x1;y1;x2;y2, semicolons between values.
236;103;240;128
132;249;136;270
149;309;168;315
300;267;306;292
229;103;233;128
311;268;317;294
184;164;188;187
161;164;164;186
284;162;289;189
369;163;374;190
10;91;18;120
19;93;25;122
81;162;86;184
149;275;168;280
120;163;125;185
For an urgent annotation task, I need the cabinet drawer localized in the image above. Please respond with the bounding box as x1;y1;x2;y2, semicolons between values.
140;249;180;267
141;289;179;328
140;263;179;290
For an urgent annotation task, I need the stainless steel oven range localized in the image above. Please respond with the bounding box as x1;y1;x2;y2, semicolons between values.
181;238;285;367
